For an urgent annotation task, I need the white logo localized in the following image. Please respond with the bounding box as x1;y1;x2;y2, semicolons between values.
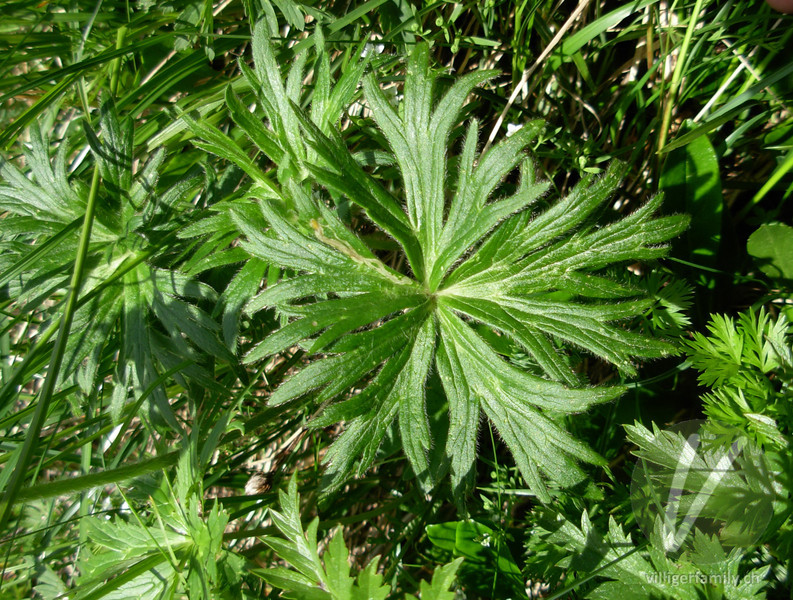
630;420;774;559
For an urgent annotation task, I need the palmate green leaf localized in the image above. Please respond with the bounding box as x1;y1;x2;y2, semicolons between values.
0;102;230;424
224;30;689;500
0;125;87;225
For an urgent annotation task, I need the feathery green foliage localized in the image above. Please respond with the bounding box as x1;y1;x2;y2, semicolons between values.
685;309;793;448
256;476;464;600
531;509;771;600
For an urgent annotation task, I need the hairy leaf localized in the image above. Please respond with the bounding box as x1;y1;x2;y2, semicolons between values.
220;26;689;500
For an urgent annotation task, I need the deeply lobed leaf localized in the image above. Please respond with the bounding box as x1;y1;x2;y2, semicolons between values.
218;25;689;500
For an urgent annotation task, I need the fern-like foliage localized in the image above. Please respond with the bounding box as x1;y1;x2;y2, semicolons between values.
73;451;244;600
257;477;463;600
685;309;793;448
531;509;770;600
199;24;689;500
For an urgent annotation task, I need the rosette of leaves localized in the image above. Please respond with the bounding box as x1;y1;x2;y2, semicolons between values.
210;26;689;501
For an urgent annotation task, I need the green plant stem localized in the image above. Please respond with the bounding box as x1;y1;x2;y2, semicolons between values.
0;227;183;416
8;451;179;505
657;0;706;158
736;147;793;221
110;26;127;97
0;166;101;532
0;316;10;386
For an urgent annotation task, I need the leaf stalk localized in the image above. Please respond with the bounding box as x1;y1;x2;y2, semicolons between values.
0;165;101;532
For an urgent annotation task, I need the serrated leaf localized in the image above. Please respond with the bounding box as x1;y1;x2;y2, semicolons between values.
0;115;229;423
323;530;355;599
214;34;688;500
351;558;390;600
260;477;464;600
414;557;464;600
